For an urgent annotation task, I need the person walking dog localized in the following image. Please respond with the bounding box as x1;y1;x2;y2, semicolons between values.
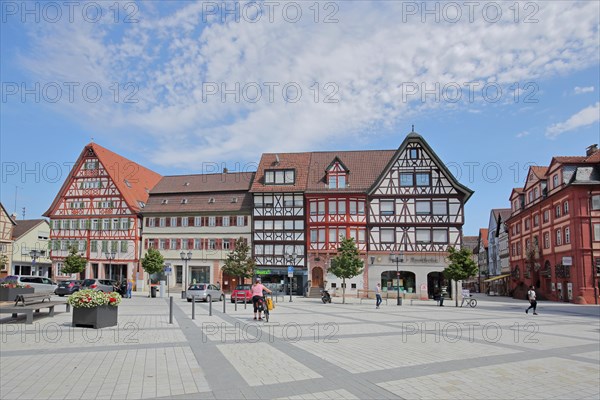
526;285;538;315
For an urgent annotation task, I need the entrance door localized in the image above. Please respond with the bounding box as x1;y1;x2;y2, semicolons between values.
312;267;323;287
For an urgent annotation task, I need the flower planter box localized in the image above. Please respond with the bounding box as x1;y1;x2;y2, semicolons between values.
0;287;35;302
72;305;118;329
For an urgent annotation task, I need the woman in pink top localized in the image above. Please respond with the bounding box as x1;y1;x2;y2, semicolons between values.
251;278;272;320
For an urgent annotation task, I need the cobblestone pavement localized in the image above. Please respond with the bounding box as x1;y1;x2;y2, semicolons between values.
1;293;599;399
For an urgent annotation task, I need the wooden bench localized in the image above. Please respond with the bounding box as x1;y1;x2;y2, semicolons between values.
0;292;70;324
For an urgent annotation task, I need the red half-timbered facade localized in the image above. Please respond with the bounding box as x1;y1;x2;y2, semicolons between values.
507;145;600;304
43;143;162;281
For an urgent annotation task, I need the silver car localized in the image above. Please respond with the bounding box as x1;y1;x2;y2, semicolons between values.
186;283;224;302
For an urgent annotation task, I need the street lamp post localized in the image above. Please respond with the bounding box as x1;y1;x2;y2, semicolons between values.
29;250;40;275
104;251;116;280
180;251;192;299
390;252;404;306
287;252;297;302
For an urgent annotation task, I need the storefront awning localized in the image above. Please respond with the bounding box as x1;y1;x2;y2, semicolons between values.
483;274;511;282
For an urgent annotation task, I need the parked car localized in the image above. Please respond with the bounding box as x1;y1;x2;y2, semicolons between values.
54;279;83;296
186;283;223;302
230;284;252;303
81;279;118;292
2;275;58;292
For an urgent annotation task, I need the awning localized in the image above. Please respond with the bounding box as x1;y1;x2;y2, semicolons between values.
483;274;511;282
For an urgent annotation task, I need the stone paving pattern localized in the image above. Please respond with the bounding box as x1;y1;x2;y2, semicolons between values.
1;293;599;399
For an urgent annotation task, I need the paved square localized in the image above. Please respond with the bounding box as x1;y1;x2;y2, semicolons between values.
1;294;599;399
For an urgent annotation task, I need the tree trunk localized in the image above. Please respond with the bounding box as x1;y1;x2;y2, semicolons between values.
455;280;459;307
342;278;346;304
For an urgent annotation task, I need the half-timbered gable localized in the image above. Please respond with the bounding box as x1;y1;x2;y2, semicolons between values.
142;172;254;292
0;203;17;278
44;143;161;281
365;131;473;300
368;132;472;253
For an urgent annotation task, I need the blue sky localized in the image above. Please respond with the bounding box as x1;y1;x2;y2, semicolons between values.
1;1;599;236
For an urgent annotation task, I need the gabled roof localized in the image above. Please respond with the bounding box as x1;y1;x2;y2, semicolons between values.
368;131;474;201
530;166;548;180
150;172;255;194
306;150;395;193
0;202;17;226
509;188;524;200
250;153;312;193
12;219;48;240
44;143;162;216
478;228;489;248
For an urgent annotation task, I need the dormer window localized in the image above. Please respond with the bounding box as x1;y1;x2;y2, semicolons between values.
326;160;348;189
265;169;295;185
181;199;188;204
161;199;168;205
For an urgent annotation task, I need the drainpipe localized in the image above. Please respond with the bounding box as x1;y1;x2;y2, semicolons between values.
589;190;598;305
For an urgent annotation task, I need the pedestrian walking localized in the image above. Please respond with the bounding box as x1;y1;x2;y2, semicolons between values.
375;283;382;309
126;279;133;299
526;285;538;315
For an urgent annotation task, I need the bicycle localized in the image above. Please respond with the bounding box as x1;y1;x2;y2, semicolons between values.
460;297;477;308
258;295;270;322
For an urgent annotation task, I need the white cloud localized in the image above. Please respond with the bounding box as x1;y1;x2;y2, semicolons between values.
516;131;530;138
14;1;600;167
574;86;595;94
546;102;600;138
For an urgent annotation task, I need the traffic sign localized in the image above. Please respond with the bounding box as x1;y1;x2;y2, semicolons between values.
164;267;172;275
288;266;294;278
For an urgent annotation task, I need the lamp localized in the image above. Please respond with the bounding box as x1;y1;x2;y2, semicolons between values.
104;251;116;280
180;251;192;299
287;252;297;302
389;251;404;306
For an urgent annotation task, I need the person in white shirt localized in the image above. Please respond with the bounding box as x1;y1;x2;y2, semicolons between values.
526;285;538;315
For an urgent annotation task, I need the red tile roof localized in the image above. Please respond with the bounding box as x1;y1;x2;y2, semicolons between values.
44;143;162;216
250;153;312;192
530;166;548;180
479;228;489;248
150;173;255;194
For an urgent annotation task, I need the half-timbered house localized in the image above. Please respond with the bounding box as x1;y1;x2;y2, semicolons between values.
43;143;162;281
367;132;473;299
0;203;17;279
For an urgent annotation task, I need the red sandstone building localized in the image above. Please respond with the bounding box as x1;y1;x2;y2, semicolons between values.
506;145;600;304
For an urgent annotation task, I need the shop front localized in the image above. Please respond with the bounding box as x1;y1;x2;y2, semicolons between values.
255;267;307;295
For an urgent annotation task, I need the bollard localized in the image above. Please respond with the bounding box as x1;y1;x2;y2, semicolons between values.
244;293;248;310
169;296;173;324
223;296;226;314
192;296;196;320
208;296;212;316
235;297;238;311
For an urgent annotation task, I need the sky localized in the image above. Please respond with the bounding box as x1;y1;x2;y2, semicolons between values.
1;0;599;236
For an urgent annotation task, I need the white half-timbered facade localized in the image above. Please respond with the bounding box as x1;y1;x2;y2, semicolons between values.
44;143;162;282
367;132;473;299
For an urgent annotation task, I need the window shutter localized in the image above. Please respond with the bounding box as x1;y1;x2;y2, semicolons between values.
145;219;149;227
188;239;194;249
166;218;171;227
230;239;236;249
153;239;159;248
216;217;222;226
188;217;194;226
202;217;208;226
177;217;181;227
216;239;222;250
144;239;148;249
244;216;248;226
154;217;159;226
176;239;181;250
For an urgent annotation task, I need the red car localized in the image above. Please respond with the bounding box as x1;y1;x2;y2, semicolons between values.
230;284;252;303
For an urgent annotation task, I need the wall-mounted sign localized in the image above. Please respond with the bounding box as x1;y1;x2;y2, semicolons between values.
562;256;572;266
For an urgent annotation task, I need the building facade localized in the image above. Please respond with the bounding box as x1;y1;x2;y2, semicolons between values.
0;203;17;279
507;145;600;303
10;219;51;277
141;172;254;292
44;143;162;282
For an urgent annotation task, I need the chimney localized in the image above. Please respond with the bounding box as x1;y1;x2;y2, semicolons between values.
10;213;17;221
586;144;598;156
223;168;228;174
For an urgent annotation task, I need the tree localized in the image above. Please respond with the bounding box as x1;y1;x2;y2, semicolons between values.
443;246;478;307
0;254;9;271
63;246;87;277
141;248;165;277
221;237;255;286
329;237;364;304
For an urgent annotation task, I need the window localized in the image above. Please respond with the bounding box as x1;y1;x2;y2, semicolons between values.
563;201;569;215
564;227;570;244
400;173;413;187
148;218;155;227
555;229;562;246
553;174;559;188
329;228;339;243
543;210;550;223
416;173;430;186
181;239;188;250
416;229;431;243
101;241;108;252
595;224;600;241
159;239;168;250
208;239;216;250
533;187;538;199
170;217;177;227
416;201;430;215
194;239;201;250
528;191;533;203
432;201;447;215
208;217;216;226
237;216;245;226
328;200;337;215
516;223;521;234
91;240;98;252
120;241;128;253
409;148;418;159
328;173;346;189
544;232;550;249
533;215;539;227
159;218;166;227
56;262;63;276
223;240;230;250
181;217;188;227
78;240;86;251
195;216;202;227
222;216;230;227
524;219;530;230
592;195;600;210
380;229;395;243
555;205;561;218
111;241;118;252
103;219;110;231
121;218;130;230
112;219;119;230
265;169;295;184
380;201;394;215
432;229;447;243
